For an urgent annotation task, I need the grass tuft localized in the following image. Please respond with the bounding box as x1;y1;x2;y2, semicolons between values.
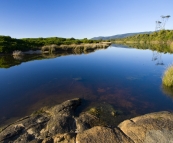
170;42;173;52
162;64;173;87
12;50;24;56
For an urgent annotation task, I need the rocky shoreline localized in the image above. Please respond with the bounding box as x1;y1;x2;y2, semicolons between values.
0;98;173;143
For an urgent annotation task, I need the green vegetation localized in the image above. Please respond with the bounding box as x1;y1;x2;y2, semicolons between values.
114;30;173;42
112;30;173;53
162;65;173;87
0;36;101;53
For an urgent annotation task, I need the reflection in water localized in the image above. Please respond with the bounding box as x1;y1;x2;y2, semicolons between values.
115;43;173;53
0;44;173;127
152;51;164;65
162;85;173;100
113;43;166;66
13;55;23;60
0;49;101;69
110;44;131;48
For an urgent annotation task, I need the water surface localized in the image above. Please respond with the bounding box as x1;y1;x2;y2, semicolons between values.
0;44;173;126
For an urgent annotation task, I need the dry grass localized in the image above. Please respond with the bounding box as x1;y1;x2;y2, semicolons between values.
12;50;24;56
162;65;173;87
41;43;110;53
41;44;57;53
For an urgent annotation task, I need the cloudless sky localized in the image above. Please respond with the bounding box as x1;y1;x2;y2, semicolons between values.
0;0;173;39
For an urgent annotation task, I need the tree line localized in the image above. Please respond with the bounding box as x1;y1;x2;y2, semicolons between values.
114;30;173;42
0;36;101;53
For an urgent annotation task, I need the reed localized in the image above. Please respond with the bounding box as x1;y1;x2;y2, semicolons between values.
41;43;110;53
41;44;57;53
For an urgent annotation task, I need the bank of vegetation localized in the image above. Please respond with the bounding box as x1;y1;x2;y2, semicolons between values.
0;36;109;53
116;42;173;53
112;30;173;53
113;30;173;44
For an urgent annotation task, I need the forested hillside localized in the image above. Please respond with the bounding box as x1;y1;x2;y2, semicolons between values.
114;30;173;42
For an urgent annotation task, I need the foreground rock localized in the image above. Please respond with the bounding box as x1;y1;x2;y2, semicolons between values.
76;126;133;143
118;111;173;143
0;98;173;143
0;98;81;143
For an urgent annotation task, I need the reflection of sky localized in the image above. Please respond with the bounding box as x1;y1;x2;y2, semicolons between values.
0;46;173;99
0;46;173;125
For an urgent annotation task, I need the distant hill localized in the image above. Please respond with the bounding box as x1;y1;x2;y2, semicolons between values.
91;32;153;40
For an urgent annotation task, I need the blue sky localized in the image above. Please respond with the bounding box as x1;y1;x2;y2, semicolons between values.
0;0;173;39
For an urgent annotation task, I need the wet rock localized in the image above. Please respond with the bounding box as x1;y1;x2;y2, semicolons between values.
86;102;123;127
75;113;99;133
44;115;76;137
118;111;173;143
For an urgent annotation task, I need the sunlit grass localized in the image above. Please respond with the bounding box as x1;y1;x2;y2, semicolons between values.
162;65;173;87
41;43;110;53
170;42;173;52
12;50;24;56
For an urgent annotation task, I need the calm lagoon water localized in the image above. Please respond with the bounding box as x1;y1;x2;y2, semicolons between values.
0;44;173;126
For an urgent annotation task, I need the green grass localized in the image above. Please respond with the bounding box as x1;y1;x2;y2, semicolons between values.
113;30;173;43
162;65;173;87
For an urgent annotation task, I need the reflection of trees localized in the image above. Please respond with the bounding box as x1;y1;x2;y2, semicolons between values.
119;43;173;53
162;85;173;99
0;47;105;68
152;51;164;65
111;44;130;48
0;56;21;68
115;43;173;66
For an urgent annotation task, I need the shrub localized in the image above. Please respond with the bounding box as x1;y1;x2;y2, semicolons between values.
12;50;24;56
162;65;173;87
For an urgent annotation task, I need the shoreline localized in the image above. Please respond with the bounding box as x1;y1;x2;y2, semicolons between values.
0;98;173;142
0;40;112;55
